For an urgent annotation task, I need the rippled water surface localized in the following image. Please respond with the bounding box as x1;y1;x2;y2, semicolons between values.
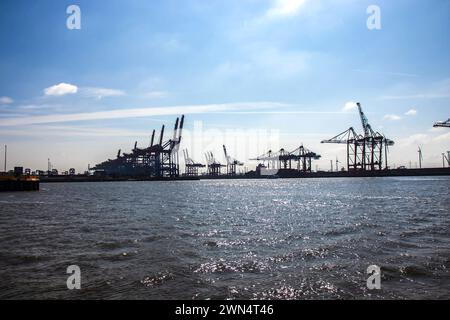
0;177;449;299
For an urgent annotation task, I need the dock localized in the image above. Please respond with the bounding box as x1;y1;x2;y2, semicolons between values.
0;174;40;192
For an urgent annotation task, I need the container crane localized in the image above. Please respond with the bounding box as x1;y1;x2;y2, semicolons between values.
205;151;225;176
223;145;244;175
321;103;394;171
183;149;205;176
251;145;320;172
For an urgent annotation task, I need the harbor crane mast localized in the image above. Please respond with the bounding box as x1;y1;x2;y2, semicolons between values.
418;146;423;169
223;145;244;175
442;152;450;167
321;103;394;171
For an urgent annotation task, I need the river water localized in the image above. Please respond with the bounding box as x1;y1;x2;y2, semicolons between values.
0;177;449;299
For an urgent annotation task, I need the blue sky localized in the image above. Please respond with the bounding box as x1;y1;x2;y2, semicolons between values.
0;0;449;172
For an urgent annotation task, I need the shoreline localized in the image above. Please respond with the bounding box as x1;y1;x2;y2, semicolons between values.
36;167;450;183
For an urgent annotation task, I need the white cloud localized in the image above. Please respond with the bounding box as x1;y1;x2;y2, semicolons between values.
43;83;126;99
343;101;358;111
83;87;125;99
44;83;78;96
266;0;307;18
383;114;402;121
405;109;417;116
0;96;13;104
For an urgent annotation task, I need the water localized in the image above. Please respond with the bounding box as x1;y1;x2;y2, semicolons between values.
0;177;449;300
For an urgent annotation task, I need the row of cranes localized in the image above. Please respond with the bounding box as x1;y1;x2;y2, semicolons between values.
92;114;247;178
183;144;321;177
92;103;446;178
91;103;395;178
183;146;244;176
250;145;321;174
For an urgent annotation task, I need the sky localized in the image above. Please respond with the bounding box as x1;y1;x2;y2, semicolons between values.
0;0;449;172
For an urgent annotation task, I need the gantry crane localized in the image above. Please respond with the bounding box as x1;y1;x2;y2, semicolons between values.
183;149;205;176
205;151;225;176
223;145;244;175
321;103;394;171
251;145;320;172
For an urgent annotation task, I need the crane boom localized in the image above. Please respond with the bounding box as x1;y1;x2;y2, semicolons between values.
172;117;179;141
159;125;165;146
433;119;450;128
223;145;230;164
150;129;155;147
357;102;372;137
321;127;358;144
178;115;185;140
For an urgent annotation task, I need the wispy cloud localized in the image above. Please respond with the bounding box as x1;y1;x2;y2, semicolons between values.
380;93;450;100
405;109;417;116
353;69;418;78
266;0;308;19
380;78;450;100
144;91;168;99
0;102;289;127
0;96;14;104
44;83;78;96
0;125;153;138
82;87;126;99
384;114;402;121
18;104;58;110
